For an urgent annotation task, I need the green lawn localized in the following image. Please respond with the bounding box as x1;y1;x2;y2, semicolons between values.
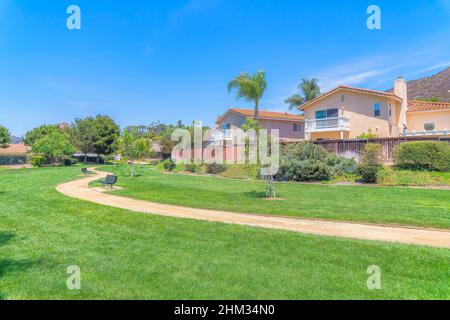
0;166;449;299
100;165;450;229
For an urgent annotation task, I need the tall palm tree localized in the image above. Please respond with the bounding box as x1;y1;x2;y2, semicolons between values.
228;70;267;119
285;78;321;110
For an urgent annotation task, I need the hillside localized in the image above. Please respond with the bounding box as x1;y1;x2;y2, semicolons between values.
388;67;450;101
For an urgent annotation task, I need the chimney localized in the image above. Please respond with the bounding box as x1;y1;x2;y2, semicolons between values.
394;77;408;128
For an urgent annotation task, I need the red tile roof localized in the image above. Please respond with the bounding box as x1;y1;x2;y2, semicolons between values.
0;143;29;154
299;85;402;110
407;100;450;112
224;108;304;122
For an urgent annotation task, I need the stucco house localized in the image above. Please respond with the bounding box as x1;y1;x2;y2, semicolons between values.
299;77;450;140
215;108;305;142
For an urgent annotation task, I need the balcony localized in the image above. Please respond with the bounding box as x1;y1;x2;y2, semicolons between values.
305;117;350;133
208;130;233;141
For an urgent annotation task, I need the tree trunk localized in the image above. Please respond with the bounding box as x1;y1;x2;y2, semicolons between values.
254;99;259;120
84;153;87;164
96;154;100;164
130;160;135;178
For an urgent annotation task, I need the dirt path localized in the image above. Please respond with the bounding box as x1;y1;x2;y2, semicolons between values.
56;169;450;249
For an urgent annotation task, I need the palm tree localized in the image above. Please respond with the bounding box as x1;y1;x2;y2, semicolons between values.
285;94;305;110
228;70;267;119
285;78;321;110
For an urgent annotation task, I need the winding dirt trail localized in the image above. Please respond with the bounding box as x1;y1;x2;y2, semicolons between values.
56;169;450;249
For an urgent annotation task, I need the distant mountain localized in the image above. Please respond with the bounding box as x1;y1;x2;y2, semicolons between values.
10;135;23;144
388;67;450;102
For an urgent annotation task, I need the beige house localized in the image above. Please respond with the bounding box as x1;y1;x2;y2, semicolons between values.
299;77;450;140
215;108;305;141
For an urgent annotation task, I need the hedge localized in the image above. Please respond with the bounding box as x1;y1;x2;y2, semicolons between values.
0;154;28;165
393;141;450;172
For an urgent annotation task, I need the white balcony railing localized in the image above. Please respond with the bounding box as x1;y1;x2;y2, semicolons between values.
401;129;449;137
208;130;233;141
305;117;350;133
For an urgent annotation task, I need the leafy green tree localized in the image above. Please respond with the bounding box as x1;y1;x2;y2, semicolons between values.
119;128;149;177
32;131;76;164
285;79;321;110
241;118;262;132
228;70;267;119
24;124;59;146
123;125;149;139
72;117;96;163
0;125;11;147
92;115;120;164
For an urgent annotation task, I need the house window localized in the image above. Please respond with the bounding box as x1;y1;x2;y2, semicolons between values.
341;95;345;102
424;123;435;131
221;124;231;131
293;123;302;132
388;104;392;117
373;103;381;117
315;108;338;119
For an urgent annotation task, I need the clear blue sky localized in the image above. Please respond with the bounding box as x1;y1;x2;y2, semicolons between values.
1;0;449;136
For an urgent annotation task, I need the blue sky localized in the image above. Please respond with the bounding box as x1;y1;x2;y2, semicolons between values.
1;0;450;136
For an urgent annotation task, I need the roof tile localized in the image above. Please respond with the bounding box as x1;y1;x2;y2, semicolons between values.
229;108;304;121
407;100;450;112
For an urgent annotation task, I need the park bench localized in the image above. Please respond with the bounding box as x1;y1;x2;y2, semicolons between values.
81;168;92;175
99;175;118;190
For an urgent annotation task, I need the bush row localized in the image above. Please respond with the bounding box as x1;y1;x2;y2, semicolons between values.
0;154;28;166
393;141;450;172
277;142;357;182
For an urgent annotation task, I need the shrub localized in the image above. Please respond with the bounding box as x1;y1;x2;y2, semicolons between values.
62;157;79;166
184;163;201;173
30;155;48;167
326;154;358;175
357;129;377;139
279;159;332;181
206;163;227;174
0;154;28;166
357;164;380;183
393;141;450;172
282;141;330;162
162;159;176;171
357;144;382;183
279;142;356;181
360;143;382;165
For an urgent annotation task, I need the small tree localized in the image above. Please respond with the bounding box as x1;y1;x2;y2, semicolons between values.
120;129;149;177
24;124;59;146
32;131;76;165
357;143;383;183
0;125;11;147
92;115;120;164
72;117;96;163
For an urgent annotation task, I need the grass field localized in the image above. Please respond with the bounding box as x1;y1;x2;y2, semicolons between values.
99;165;450;229
1;166;449;299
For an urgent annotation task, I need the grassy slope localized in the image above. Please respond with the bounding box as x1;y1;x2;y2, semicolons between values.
0;166;449;299
102;165;450;229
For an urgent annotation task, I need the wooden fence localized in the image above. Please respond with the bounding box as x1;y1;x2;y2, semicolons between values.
314;137;450;162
